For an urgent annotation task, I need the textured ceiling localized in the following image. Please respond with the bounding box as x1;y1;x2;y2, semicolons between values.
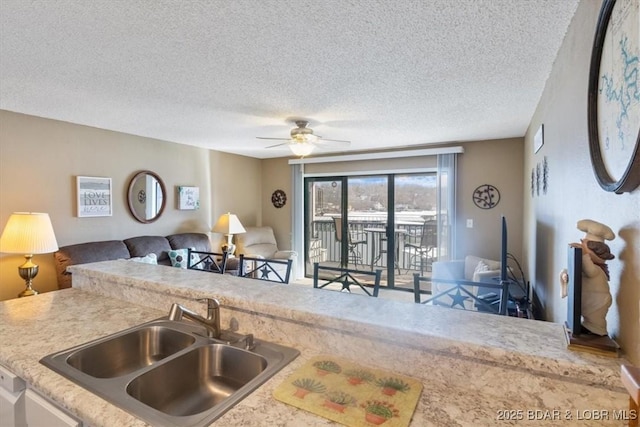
0;0;579;159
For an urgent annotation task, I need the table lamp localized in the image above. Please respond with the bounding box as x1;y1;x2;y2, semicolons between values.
0;212;59;297
212;213;245;256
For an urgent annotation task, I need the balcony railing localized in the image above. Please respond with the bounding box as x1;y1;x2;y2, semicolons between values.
308;216;431;271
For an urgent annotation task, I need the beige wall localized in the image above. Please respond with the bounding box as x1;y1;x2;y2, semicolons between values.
0;111;261;300
457;138;524;262
261;158;294;250
524;0;640;364
209;151;262;248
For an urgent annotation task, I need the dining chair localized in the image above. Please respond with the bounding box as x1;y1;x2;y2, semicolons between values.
411;274;433;303
404;220;437;274
187;249;227;274
333;217;367;268
238;254;293;284
313;263;382;297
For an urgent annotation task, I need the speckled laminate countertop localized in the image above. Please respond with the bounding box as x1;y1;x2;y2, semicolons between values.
0;260;631;426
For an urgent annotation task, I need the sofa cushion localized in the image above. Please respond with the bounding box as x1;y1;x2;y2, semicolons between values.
54;240;130;289
235;226;279;258
124;236;172;264
167;233;211;252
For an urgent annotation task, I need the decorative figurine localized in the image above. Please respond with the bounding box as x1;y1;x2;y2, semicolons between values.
568;219;616;336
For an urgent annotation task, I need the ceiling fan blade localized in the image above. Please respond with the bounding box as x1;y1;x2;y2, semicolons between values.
317;138;351;144
264;142;290;149
256;137;290;141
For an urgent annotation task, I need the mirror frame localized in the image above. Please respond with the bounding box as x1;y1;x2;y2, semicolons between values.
127;170;167;224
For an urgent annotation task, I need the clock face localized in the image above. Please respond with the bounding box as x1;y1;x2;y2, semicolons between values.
271;189;287;208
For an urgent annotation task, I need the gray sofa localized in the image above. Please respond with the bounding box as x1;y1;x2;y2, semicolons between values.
54;233;211;289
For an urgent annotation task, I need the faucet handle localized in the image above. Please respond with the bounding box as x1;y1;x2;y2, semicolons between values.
197;297;220;308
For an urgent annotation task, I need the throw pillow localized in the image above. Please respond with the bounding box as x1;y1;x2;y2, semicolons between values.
168;248;200;269
129;253;158;265
472;260;490;282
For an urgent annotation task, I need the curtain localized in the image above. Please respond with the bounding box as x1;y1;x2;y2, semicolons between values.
291;163;304;279
437;153;457;261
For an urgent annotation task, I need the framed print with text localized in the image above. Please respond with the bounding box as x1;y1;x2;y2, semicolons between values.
77;176;112;217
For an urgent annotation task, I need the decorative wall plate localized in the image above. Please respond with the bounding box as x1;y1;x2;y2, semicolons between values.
587;0;640;193
271;189;287;208
472;184;500;209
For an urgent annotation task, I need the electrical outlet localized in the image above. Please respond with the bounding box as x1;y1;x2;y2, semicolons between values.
466;219;473;228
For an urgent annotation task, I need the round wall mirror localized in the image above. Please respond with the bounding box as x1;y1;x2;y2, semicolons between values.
127;170;166;223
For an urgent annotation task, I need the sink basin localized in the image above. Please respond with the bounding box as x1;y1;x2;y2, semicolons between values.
127;344;267;416
66;325;195;378
40;318;299;427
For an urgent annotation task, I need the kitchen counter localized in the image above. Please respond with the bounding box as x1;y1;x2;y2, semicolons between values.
0;260;631;426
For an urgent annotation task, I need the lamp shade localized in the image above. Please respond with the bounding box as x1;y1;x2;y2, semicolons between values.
0;212;59;254
212;213;246;235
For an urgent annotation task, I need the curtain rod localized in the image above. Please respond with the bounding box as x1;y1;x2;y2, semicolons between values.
288;146;464;165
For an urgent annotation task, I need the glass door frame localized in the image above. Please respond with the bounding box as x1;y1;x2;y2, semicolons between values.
304;174;402;287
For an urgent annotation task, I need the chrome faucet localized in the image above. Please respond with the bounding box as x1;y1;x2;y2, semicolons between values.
168;298;221;338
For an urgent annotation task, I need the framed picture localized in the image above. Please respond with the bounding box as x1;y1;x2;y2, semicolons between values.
178;186;200;210
77;176;112;217
534;124;544;153
587;0;640;194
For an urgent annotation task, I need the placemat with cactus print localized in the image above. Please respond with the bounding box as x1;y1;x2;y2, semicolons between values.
273;355;422;426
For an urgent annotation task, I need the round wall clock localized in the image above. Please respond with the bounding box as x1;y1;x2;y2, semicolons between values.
472;184;500;209
587;0;640;194
271;189;287;208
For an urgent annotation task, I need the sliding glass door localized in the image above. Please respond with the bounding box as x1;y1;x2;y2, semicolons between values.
304;172;437;288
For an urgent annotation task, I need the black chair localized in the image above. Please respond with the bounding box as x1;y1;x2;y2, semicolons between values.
313;263;382;297
333;217;367;268
413;273;509;315
404;220;437;274
187;249;227;274
238;254;292;284
411;274;433;303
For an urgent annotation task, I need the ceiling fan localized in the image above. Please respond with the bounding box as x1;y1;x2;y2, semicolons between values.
257;120;350;157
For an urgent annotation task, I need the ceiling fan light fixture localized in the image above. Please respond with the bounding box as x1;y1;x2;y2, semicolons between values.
291;133;317;143
289;141;315;157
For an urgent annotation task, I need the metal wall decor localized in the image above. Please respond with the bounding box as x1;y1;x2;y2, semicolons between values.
543;156;549;194
472;184;500;209
531;156;550;197
587;0;640;194
271;189;287;208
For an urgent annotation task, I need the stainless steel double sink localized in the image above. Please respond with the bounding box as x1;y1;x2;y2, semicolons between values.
40;318;299;426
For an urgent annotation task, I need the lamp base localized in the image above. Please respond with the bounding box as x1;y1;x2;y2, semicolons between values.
221;243;236;258
17;255;39;298
18;284;39;298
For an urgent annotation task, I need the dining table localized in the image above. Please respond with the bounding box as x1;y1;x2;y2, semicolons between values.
363;227;408;273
